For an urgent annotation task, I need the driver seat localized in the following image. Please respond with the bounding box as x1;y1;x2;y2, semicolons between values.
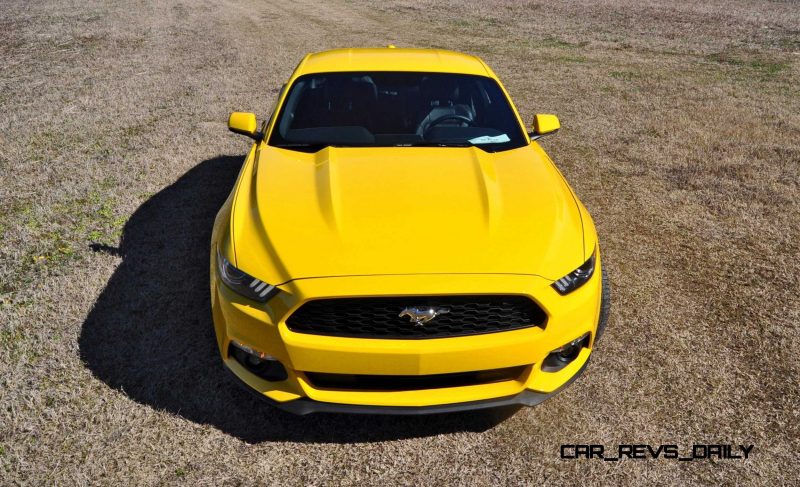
416;77;476;136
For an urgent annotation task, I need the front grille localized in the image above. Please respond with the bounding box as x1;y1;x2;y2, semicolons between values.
305;366;527;391
285;295;546;339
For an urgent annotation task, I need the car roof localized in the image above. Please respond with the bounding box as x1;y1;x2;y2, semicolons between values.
292;48;496;78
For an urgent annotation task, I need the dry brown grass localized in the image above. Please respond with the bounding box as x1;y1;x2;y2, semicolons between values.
1;0;798;484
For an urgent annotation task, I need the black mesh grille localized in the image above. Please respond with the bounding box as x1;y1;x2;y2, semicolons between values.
285;295;546;339
305;366;527;391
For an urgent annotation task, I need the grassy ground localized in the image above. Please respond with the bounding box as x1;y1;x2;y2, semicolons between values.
1;0;798;484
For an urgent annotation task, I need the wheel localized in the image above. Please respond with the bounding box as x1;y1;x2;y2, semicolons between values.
420;114;474;137
595;268;611;343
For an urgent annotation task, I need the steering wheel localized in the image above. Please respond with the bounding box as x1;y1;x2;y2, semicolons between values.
421;114;474;137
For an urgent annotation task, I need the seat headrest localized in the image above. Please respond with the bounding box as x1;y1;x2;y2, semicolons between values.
421;77;461;107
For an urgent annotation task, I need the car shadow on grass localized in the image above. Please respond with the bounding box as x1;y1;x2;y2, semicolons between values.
79;155;518;444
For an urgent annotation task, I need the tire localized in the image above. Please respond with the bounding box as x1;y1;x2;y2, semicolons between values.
595;268;611;343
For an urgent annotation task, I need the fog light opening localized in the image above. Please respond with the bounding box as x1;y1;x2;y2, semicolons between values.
555;338;583;363
229;340;288;382
542;333;590;372
245;354;263;367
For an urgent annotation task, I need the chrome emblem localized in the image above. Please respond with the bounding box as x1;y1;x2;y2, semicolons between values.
398;306;450;327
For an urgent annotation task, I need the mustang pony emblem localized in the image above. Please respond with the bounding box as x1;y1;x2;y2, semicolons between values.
398;306;451;327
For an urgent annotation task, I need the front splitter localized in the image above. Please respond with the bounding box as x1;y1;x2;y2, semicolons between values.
227;357;590;416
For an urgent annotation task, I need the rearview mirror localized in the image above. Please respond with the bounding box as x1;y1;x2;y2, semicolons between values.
228;112;260;140
529;114;560;140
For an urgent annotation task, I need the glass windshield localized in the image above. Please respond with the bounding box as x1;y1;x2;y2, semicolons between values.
269;72;527;152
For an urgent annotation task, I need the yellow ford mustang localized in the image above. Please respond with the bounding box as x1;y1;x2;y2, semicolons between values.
211;47;609;414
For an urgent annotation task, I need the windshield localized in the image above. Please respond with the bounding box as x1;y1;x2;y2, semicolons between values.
269;72;528;152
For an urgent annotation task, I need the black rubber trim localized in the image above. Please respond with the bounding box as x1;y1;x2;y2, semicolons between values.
595;267;611;343
226;357;590;416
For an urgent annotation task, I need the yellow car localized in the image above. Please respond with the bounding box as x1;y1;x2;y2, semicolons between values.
211;47;609;414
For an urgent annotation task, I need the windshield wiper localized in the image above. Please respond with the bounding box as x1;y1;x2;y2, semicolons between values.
274;141;500;153
275;143;326;148
396;141;475;148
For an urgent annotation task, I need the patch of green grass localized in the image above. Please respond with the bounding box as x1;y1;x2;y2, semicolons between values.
99;177;117;190
610;70;642;81
10;204;83;272
97;202;114;219
449;17;501;28
659;48;684;56
706;52;789;78
0;327;26;361
706;52;746;66
24;230;78;269
121;123;147;138
27;131;83;163
776;36;800;51
748;60;788;75
84;192;124;243
3;187;126;294
21;206;40;231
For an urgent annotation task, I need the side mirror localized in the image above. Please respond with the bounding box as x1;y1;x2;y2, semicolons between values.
529;114;560;140
228;112;261;140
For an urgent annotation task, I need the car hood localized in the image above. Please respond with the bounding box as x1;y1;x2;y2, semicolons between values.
231;144;584;283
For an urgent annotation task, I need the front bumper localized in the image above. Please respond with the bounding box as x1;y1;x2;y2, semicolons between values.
211;269;602;414
227;354;591;415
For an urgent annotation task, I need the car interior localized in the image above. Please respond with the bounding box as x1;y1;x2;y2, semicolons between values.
272;72;525;150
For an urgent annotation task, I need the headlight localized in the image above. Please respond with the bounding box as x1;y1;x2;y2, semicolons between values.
216;248;280;302
551;250;596;295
